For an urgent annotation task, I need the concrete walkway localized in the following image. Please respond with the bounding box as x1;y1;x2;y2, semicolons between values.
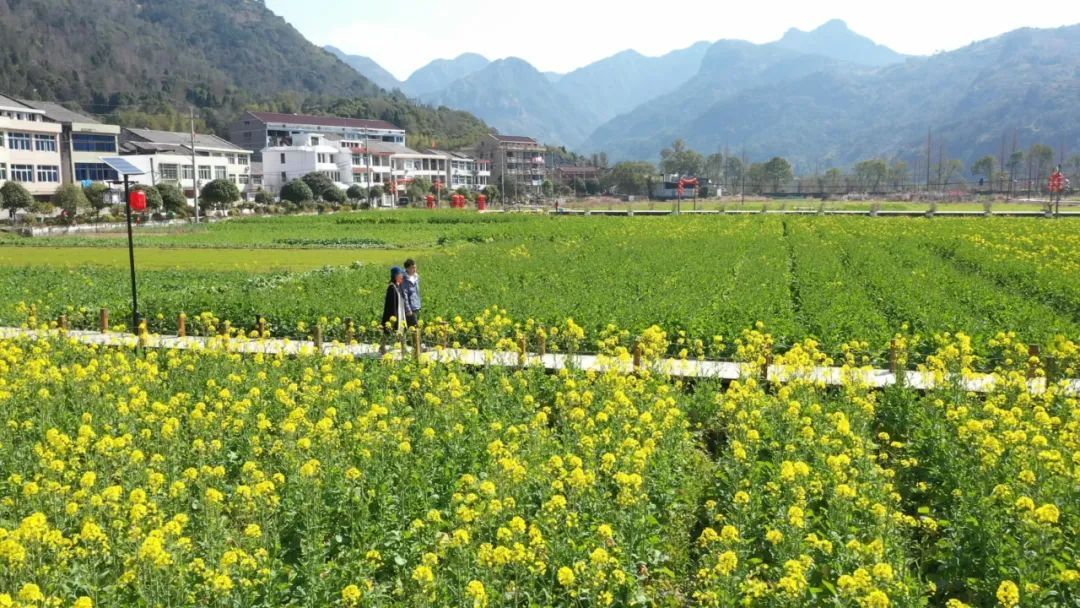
1;327;1075;396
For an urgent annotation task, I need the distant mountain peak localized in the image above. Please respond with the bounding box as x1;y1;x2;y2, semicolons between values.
781;18;849;39
324;45;402;91
773;18;908;67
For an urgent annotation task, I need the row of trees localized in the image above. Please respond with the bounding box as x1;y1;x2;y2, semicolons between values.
1;178;244;223
643;139;1080;196
276;172;503;207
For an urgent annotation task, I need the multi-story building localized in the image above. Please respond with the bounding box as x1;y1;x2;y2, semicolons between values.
18;100;121;186
119;128;255;202
391;147;448;193
427;150;491;191
262;133;350;194
229;111;405;160
349;140;396;201
474;134;546;198
0;94;64;198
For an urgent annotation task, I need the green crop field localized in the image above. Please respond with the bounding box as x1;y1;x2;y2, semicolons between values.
2;211;1078;365
3;210;1080;607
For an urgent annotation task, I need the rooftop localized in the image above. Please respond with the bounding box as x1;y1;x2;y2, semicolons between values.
247;111;402;132
490;134;539;144
124;128;250;153
18;100;101;125
0;94;43;113
352;140;416;156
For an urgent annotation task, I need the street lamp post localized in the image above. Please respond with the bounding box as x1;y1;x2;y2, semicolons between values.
101;157;148;337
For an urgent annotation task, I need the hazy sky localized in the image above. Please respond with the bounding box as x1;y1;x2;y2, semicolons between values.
265;0;1080;80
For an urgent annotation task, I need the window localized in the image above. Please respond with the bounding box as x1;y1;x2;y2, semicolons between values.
71;133;116;152
160;164;178;181
236;155;248;166
198;166;211;181
8;133;31;150
11;165;34;182
215;167;226;180
75;163;118;182
0;163;6;180
280;153;286;164
34;135;57;152
36;165;60;182
280;172;287;182
238;175;249;185
182;165;194;180
243;131;251;140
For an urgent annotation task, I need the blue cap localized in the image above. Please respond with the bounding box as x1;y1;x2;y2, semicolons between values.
390;266;405;280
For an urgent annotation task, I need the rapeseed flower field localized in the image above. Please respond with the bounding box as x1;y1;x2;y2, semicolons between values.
1;328;1077;606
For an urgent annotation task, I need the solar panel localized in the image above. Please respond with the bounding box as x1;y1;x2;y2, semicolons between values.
100;156;147;176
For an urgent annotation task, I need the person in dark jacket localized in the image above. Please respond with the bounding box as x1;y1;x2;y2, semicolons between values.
381;266;408;351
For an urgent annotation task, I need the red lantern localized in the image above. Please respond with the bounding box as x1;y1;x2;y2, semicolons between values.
426;195;435;209
129;190;148;212
477;194;487;211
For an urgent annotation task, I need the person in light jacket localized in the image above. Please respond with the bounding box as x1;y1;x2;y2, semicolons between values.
382;266;408;348
402;258;422;327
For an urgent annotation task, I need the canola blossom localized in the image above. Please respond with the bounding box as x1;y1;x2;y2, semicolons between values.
3;214;1080;366
0;331;1077;606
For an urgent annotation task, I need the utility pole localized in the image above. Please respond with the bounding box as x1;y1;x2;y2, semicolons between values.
999;133;1006;196
740;145;747;205
191;108;200;222
925;128;932;195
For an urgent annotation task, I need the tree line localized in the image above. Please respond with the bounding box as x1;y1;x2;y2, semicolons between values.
595;139;1080;197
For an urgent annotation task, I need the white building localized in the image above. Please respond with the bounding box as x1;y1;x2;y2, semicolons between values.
262;133;350;193
259;135;493;206
17;100;121;186
119;128;256;202
229;111;405;161
0;94;64;198
427;150;491;191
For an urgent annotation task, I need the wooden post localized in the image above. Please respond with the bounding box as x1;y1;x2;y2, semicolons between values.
889;339;899;374
99;308;109;333
538;332;547;358
345;317;355;344
177;313;187;337
313;325;323;351
518;335;527;366
256;315;267;338
218;320;230;337
399;331;407;358
413;328;422;362
439;323;449;348
632;339;643;370
58;314;69;332
1028;344;1040;379
762;347;773;382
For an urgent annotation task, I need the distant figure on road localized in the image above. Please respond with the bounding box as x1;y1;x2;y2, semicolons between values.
402;258;422;328
382;266;407;350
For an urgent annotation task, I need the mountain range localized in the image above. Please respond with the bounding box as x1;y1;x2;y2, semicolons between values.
330;19;1079;168
0;0;490;149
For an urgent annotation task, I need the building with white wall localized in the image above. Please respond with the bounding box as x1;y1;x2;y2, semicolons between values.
18;100;121;186
119;128;255;202
0;94;64;198
229;111;405;160
262;133;351;193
